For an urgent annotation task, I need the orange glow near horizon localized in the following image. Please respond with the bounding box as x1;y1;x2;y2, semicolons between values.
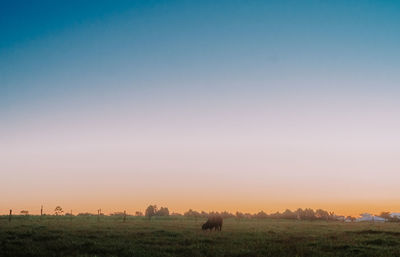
2;201;400;218
2;185;400;217
2;89;400;219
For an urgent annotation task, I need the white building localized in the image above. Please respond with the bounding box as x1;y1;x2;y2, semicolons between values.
356;213;385;222
390;213;400;219
335;215;345;221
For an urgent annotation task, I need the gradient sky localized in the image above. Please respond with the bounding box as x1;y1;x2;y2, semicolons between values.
1;0;400;216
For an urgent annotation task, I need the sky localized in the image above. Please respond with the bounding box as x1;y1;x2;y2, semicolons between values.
1;0;400;216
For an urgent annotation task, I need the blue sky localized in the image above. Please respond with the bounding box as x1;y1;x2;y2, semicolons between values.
2;0;399;111
1;0;400;214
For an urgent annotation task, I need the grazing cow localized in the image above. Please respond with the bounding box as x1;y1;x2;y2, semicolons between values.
202;215;223;231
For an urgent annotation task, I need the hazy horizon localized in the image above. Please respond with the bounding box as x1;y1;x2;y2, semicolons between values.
1;0;400;217
2;203;400;218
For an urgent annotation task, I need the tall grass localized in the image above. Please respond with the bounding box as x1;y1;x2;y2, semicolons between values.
1;216;400;257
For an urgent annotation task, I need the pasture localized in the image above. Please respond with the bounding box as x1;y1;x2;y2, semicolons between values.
1;216;400;257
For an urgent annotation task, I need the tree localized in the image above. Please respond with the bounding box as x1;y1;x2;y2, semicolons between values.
282;209;296;219
269;211;281;219
236;211;245;220
170;212;182;217
184;209;201;218
315;209;329;220
379;211;391;220
20;210;29;215
200;211;209;218
156;207;170;216
135;211;143;216
145;205;157;219
221;211;235;218
295;208;305;220
244;213;253;219
54;206;63;216
254;211;268;219
303;208;316;220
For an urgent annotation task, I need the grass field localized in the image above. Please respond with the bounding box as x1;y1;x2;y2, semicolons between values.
1;216;400;257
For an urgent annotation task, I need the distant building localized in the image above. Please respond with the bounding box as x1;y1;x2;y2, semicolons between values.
390;213;400;219
335;215;345;221
356;213;385;222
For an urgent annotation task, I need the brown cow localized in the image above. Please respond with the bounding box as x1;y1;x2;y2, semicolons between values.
202;215;223;231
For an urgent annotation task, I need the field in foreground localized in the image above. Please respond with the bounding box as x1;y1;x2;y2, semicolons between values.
1;216;400;257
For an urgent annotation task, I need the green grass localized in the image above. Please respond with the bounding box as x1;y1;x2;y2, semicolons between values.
1;216;400;257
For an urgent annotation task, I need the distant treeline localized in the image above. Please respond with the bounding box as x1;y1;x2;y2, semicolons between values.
61;207;342;221
9;206;400;222
180;208;339;221
119;206;348;221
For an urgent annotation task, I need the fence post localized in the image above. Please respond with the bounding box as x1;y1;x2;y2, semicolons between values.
9;209;12;222
123;210;126;223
